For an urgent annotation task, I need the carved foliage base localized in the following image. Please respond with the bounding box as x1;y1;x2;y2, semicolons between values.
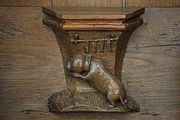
48;89;140;112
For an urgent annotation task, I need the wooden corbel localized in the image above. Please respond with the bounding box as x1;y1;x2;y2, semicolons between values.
42;7;145;112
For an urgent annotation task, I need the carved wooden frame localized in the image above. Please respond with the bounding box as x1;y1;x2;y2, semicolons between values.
42;7;145;112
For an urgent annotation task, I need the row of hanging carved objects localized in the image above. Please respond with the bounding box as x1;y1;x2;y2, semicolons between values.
71;34;118;53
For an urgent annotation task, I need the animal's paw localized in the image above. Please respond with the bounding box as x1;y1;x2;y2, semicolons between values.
72;73;81;78
107;102;116;108
107;104;115;108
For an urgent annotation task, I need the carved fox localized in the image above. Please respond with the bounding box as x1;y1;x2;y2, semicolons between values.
67;53;128;108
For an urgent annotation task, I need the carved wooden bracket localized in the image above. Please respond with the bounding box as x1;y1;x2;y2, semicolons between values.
42;7;145;112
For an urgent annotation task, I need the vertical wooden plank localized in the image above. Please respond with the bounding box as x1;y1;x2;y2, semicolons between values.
0;0;52;7
127;0;180;7
52;0;123;8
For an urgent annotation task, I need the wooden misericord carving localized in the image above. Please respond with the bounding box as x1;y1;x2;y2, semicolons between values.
42;7;145;112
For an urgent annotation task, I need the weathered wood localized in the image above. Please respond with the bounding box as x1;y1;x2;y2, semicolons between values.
43;7;145;20
0;7;66;119
127;0;180;7
42;7;144;112
0;0;52;7
0;0;180;7
42;7;144;30
0;7;180;120
52;0;123;7
115;30;134;79
43;20;143;30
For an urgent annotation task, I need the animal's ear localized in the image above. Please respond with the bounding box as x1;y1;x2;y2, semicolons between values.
67;58;72;71
84;54;92;72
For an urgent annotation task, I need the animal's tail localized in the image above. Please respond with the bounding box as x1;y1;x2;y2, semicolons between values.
120;96;128;110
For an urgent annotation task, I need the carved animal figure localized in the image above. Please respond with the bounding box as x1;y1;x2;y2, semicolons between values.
67;53;128;108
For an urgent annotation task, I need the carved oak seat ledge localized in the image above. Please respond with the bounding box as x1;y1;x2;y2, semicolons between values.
42;7;145;112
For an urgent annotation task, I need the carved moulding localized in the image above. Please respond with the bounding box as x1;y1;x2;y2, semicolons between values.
42;7;145;112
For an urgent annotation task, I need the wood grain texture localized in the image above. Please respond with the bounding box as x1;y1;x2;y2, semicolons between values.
127;0;180;7
52;0;123;7
0;7;66;119
42;7;145;19
0;0;52;6
0;7;180;120
0;0;180;7
42;7;144;30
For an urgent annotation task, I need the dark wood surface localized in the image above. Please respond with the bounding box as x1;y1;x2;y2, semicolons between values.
0;7;180;120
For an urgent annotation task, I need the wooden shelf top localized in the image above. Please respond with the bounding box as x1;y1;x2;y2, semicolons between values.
43;7;145;20
42;7;145;30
